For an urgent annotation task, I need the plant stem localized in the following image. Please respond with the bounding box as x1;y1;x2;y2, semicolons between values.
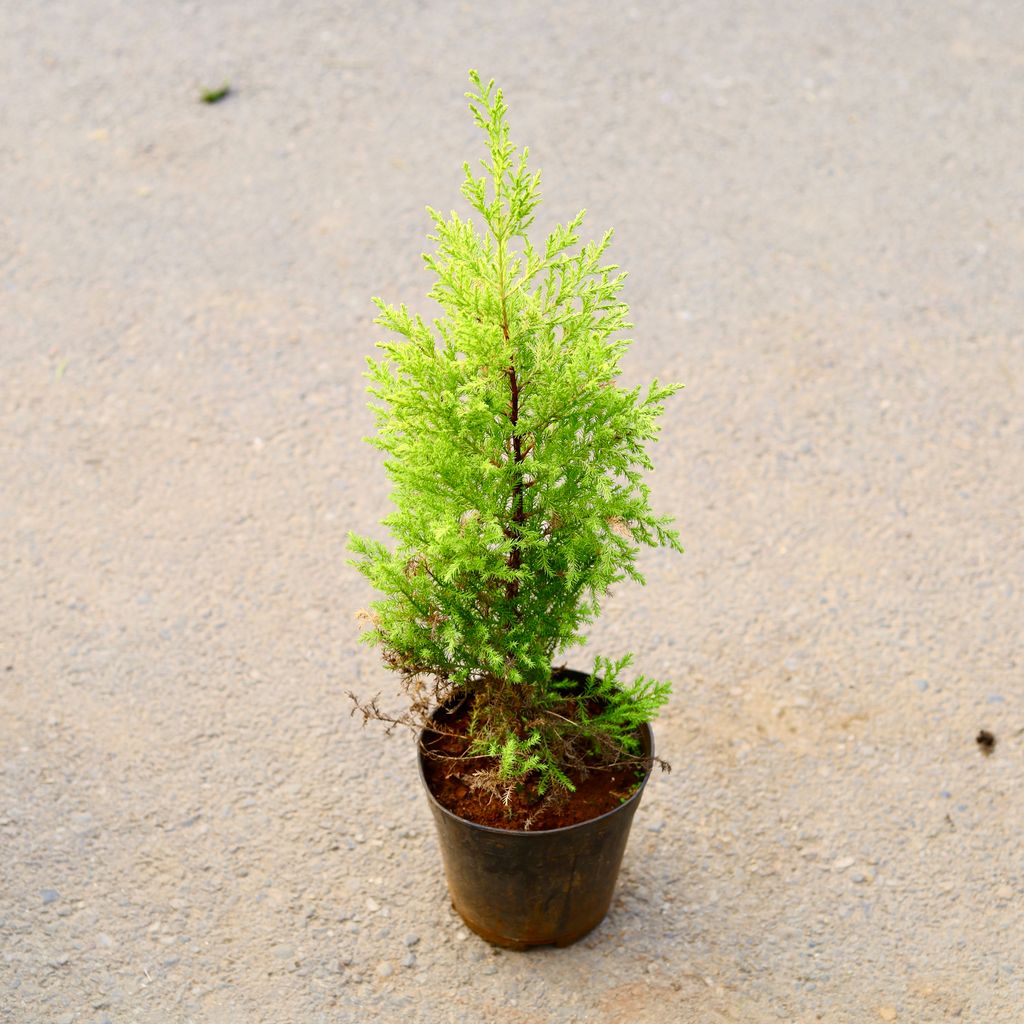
495;203;527;609
506;358;525;602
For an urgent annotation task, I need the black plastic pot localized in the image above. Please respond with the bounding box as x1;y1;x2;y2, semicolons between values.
417;670;654;949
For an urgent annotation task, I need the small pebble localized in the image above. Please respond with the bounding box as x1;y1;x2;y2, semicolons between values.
832;856;855;872
274;945;294;959
41;889;60;905
647;820;665;833
402;953;416;968
914;679;928;692
71;812;95;836
878;1008;897;1022
403;933;420;948
376;961;393;978
986;693;1005;704
976;730;996;754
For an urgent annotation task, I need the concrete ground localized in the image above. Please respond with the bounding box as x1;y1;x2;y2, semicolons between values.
2;2;1022;1021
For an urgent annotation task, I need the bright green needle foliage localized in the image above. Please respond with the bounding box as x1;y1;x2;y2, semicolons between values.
349;71;682;795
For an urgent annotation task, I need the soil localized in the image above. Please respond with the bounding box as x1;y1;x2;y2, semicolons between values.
420;697;649;831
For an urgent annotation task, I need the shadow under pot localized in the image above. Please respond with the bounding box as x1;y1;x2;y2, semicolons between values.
417;668;655;950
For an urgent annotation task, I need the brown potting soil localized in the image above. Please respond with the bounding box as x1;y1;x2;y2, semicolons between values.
420;700;647;831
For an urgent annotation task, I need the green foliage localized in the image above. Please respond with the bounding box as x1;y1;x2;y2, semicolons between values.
199;83;231;104
557;655;672;757
349;71;682;792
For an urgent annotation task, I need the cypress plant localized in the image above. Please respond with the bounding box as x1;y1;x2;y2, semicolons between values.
349;71;682;797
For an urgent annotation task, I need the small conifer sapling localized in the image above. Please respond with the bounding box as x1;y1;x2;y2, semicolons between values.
349;71;682;805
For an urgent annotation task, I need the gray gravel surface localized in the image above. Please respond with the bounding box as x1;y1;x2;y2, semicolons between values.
3;2;1023;1022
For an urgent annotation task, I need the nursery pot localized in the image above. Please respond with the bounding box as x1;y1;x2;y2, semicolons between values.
417;669;654;949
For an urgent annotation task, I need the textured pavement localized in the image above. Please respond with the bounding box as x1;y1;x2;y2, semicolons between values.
2;2;1023;1022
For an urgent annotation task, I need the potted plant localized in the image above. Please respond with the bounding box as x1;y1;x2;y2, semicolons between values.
349;70;682;948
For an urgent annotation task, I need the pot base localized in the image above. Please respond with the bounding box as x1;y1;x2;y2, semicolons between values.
452;899;608;950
